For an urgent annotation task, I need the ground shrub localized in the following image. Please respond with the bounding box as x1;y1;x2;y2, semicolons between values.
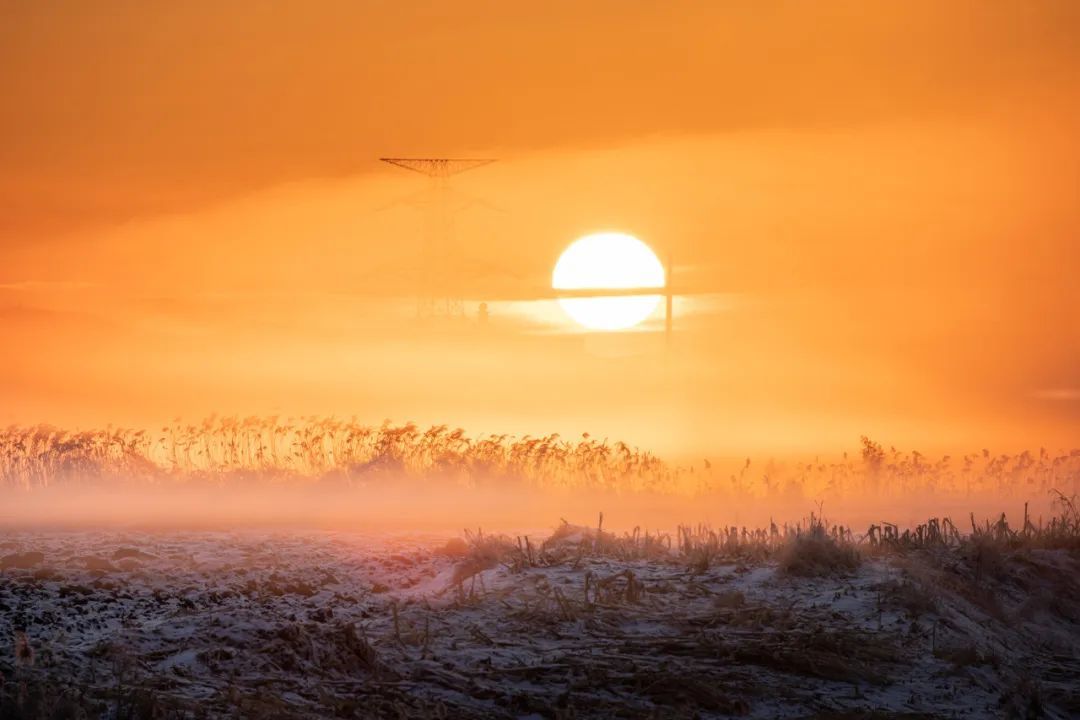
778;521;860;577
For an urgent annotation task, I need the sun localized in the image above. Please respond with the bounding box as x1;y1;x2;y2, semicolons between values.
552;232;665;331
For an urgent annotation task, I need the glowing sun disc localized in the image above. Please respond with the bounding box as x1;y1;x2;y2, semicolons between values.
552;232;665;331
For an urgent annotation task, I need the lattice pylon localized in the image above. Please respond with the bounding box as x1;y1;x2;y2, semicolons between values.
381;158;497;319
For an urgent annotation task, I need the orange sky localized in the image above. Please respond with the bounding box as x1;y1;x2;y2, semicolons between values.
1;1;1078;457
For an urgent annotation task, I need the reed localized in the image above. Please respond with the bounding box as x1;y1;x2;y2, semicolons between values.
1;420;1078;506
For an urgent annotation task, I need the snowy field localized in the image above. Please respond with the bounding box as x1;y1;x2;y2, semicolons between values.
1;526;1078;718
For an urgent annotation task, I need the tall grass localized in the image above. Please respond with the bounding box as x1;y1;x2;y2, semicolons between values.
1;420;1078;503
0;418;668;491
697;436;1080;502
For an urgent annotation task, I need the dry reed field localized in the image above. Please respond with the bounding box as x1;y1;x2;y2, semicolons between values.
2;419;1080;719
3;419;1079;502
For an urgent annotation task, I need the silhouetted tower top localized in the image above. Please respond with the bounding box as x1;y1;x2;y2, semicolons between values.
380;158;496;179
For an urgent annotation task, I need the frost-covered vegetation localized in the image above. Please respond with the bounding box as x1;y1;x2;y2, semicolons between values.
2;502;1079;719
3;420;1080;717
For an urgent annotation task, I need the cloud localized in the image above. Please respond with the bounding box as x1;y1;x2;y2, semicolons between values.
2;1;1078;238
0;281;96;291
1033;389;1080;401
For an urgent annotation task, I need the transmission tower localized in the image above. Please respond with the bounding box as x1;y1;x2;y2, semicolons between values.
381;158;496;319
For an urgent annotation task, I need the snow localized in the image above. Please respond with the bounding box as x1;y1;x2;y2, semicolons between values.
0;528;1077;718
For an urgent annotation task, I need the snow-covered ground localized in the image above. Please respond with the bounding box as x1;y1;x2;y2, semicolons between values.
1;528;1078;718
